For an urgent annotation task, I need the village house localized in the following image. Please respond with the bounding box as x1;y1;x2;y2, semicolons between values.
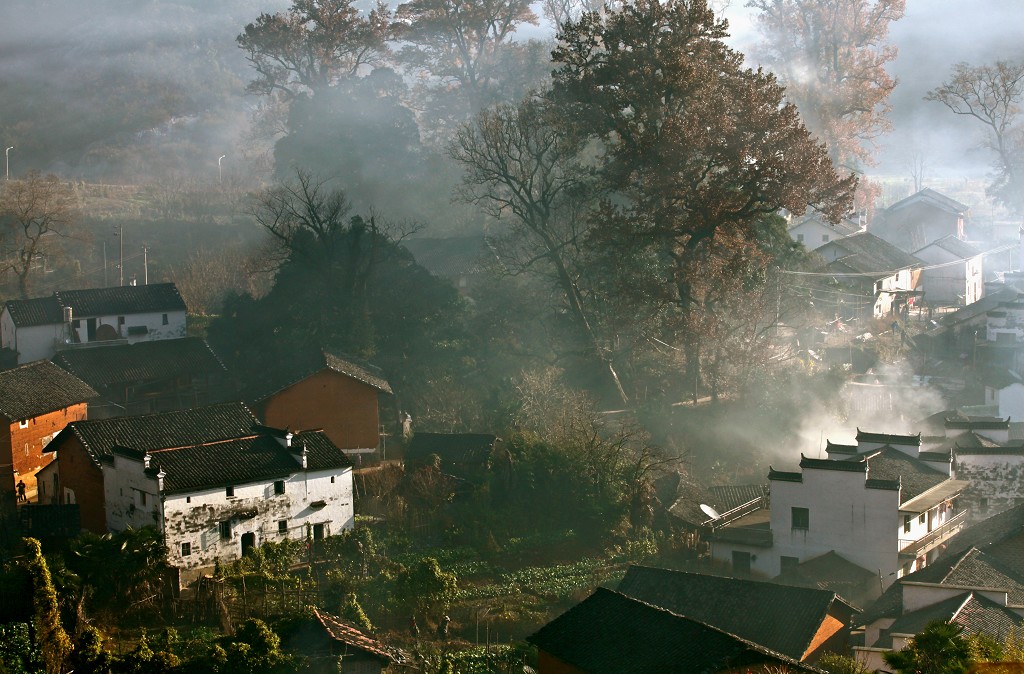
816;232;923;319
404;432;503;484
101;424;353;582
0;360;96;507
52;337;229;418
873;187;970;252
851;504;1024;670
37;401;261;532
710;430;968;586
787;213;863;251
912;235;984;307
944;416;1024;519
0;283;188;365
528;587;823;674
617;566;857;663
284;608;404;674
250;348;392;459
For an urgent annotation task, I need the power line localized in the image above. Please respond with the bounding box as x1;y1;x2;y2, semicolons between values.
779;243;1016;278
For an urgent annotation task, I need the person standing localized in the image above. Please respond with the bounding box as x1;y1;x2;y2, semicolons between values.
16;480;26;502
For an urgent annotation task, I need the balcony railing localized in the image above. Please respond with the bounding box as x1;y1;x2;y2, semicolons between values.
708;496;768;531
899;510;968;557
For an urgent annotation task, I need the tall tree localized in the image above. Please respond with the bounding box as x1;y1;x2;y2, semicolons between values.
450;98;636;402
927;60;1024;213
551;0;856;399
748;0;905;170
395;0;542;128
237;0;396;101
0;171;80;299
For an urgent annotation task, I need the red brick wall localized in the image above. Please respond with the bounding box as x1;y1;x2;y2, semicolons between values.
259;371;381;450
2;402;88;501
53;435;107;533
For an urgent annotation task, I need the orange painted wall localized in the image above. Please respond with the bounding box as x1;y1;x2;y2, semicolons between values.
803;613;848;662
1;402;88;501
52;436;107;533
259;370;381;450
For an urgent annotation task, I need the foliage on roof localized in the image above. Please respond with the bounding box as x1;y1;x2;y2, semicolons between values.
52;337;226;386
527;588;822;674
616;566;853;660
0;360;97;421
4;283;186;327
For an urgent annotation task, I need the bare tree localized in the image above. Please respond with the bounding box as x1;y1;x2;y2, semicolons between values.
0;171;80;299
748;0;906;169
927;60;1024;212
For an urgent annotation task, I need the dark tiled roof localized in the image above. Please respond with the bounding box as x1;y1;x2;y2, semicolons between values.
0;360;97;421
4;283;186;327
616;566;853;660
52;401;259;466
856;429;922;445
669;483;767;527
944;504;1024;562
826;441;859;455
954;432;1004;449
915;235;982;260
527;588;821;674
887;592;1021;642
855;447;948;503
149;429;350;494
312;608;393;662
52;338;225;387
801;454;867;472
769;468;803;482
823;233;923;275
252;347;392;402
888;187;969;215
772;551;875;608
946;416;1011;431
406;433;499;466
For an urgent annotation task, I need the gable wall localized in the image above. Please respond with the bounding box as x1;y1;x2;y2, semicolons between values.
50;435;107;532
3;402;88;502
803;613;849;662
260;370;381;450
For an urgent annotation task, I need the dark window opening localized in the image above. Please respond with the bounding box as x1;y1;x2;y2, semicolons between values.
162;313;169;325
219;520;231;540
278;520;288;534
181;542;191;557
274;480;285;495
904;515;912;533
792;507;810;530
732;551;751;574
226;485;234;498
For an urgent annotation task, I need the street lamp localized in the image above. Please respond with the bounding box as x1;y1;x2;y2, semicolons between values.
218;154;226;184
5;147;13;180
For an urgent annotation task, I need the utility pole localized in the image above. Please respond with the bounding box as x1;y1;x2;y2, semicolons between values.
4;146;12;180
103;242;108;287
218;154;226;184
143;246;148;285
116;225;123;287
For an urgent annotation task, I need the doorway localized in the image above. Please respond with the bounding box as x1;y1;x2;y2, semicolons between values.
241;532;256;557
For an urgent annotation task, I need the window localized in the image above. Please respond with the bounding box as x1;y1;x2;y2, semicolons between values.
181;542;191;557
732;551;752;574
904;515;912;533
822;234;829;242
791;507;810;530
980;498;989;513
278;520;288;534
139;491;147;507
186;496;191;503
162;313;169;325
117;316;125;326
19;419;28;429
780;556;799;574
796;233;804;242
273;480;285;495
226;485;234;498
919;513;926;524
219;521;231;540
330;476;335;484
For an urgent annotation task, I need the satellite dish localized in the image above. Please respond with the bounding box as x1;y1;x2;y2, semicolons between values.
700;503;721;520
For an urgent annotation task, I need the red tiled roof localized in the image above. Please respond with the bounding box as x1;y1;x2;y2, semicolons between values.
313;608;393;662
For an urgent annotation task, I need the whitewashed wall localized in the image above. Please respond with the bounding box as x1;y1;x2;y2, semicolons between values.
769;468;901;582
161;467;354;571
103;454;161;531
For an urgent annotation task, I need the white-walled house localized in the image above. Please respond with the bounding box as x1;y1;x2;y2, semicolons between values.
710;430;967;587
102;426;353;581
788;213;863;251
1;284;187;364
913;236;984;307
816;233;923;319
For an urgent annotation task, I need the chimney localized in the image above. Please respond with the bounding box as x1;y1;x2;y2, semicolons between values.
301;446;308;470
143;452;152;469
